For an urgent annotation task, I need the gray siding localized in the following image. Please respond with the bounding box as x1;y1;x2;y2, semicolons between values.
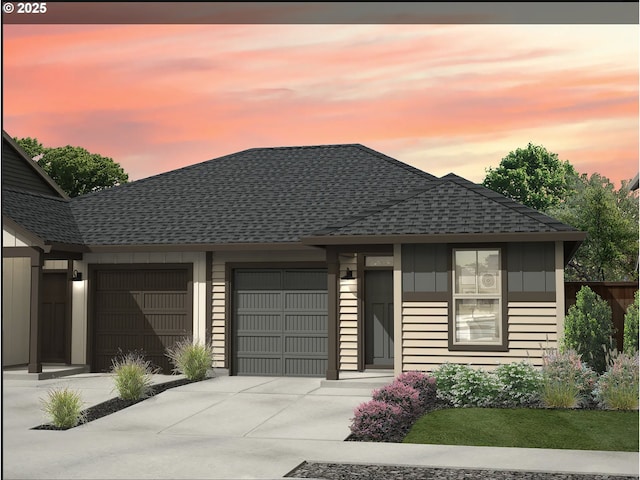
2;139;61;197
508;242;555;292
402;244;448;293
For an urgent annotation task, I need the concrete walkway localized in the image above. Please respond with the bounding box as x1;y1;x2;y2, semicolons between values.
2;373;638;479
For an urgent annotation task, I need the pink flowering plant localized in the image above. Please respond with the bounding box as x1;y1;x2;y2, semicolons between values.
593;352;639;410
372;381;423;421
349;400;406;442
395;371;437;411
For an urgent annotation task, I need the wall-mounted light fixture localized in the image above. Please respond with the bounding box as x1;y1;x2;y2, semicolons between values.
340;268;354;280
72;270;83;281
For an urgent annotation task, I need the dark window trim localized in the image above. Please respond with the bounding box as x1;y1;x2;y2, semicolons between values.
508;292;556;302
448;244;509;352
403;292;449;302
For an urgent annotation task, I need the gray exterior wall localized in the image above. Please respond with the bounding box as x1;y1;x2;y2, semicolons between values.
2;139;61;197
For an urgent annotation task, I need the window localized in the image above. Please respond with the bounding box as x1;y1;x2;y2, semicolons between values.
452;249;502;346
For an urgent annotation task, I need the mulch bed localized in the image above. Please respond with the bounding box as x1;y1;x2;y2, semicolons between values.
285;462;637;480
32;377;197;431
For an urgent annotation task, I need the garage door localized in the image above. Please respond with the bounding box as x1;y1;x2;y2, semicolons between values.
233;268;328;376
93;266;192;374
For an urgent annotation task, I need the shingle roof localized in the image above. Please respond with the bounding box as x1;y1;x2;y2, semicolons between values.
69;144;436;245
2;187;85;246
319;174;581;237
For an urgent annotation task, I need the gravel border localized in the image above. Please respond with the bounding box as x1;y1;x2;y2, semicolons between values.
32;377;198;430
285;462;638;480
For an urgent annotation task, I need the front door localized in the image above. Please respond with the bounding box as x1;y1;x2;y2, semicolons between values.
365;270;394;367
41;272;69;363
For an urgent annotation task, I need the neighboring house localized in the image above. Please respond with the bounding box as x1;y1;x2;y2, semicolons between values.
2;132;586;379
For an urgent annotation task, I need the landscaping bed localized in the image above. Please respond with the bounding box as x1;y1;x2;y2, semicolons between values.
32;377;197;430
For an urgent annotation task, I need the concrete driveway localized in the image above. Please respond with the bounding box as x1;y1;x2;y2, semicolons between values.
3;373;639;479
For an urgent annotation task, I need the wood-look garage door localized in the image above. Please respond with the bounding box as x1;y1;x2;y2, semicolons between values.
233;268;328;377
92;266;192;374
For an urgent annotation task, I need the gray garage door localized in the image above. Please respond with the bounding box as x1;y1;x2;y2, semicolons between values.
93;266;192;374
233;268;328;376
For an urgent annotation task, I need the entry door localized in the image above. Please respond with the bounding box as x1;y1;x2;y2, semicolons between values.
365;270;394;366
41;272;69;363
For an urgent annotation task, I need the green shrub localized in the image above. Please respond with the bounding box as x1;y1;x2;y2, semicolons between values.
623;291;639;354
40;387;86;428
563;286;615;374
494;361;543;407
165;338;214;381
433;364;500;408
593;352;639;410
541;349;597;408
111;350;159;400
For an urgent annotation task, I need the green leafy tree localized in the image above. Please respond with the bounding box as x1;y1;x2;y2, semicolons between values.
563;286;615;374
482;143;579;212
623;291;639;354
14;137;128;197
548;173;639;281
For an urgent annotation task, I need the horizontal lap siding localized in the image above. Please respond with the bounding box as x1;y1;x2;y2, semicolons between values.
339;256;358;371
212;259;226;368
402;301;558;372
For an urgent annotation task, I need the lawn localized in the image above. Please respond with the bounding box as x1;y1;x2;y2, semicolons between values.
403;408;639;452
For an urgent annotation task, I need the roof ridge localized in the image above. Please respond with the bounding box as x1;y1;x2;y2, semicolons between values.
312;184;435;236
352;145;436;181
441;174;577;232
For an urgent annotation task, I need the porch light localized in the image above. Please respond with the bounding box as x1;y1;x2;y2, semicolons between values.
340;268;354;280
72;270;83;281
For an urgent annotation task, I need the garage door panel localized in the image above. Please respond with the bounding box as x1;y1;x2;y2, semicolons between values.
284;291;327;310
96;292;142;311
95;313;142;331
143;292;186;310
234;268;328;377
284;336;327;354
236;314;282;331
96;271;142;291
95;334;142;352
284;358;327;376
144;314;188;331
143;270;188;291
235;292;282;310
236;335;282;354
143;334;187;352
285;314;327;332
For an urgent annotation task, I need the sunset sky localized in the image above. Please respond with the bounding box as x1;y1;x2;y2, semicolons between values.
2;3;638;187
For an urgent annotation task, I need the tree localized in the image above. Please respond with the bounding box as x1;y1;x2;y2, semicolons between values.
482;143;579;212
14;137;128;197
548;173;639;282
623;291;639;354
563;286;615;374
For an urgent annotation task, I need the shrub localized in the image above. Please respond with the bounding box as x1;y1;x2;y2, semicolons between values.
165;338;214;381
349;400;406;442
593;351;639;410
434;363;500;408
494;361;542;408
40;387;86;428
623;291;639;354
111;350;159;400
395;371;437;411
541;348;597;408
563;286;615;374
372;381;423;421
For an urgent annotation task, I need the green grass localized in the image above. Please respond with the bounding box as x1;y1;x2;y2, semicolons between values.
403;408;639;452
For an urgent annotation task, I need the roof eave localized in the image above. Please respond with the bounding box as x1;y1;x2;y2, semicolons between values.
85;242;324;253
301;231;588;246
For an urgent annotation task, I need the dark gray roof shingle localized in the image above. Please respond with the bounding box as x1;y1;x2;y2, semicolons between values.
69;144;436;245
3;187;85;245
322;174;581;237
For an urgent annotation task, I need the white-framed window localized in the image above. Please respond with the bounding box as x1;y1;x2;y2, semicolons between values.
452;249;502;345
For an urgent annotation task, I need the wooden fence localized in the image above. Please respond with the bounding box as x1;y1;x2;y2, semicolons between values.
565;282;638;352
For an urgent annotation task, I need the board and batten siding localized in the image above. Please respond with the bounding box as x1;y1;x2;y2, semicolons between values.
401;301;558;371
3;225;35;247
2;257;31;366
72;252;207;365
339;255;358;371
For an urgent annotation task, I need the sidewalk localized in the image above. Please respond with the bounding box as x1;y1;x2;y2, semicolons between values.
2;373;638;479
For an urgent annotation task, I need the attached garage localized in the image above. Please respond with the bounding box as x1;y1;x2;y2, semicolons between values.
233;268;328;377
91;265;193;374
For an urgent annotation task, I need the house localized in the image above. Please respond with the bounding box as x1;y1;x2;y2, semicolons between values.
2;132;586;379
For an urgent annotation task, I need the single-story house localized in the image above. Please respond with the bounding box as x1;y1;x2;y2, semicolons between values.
2;130;586;379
